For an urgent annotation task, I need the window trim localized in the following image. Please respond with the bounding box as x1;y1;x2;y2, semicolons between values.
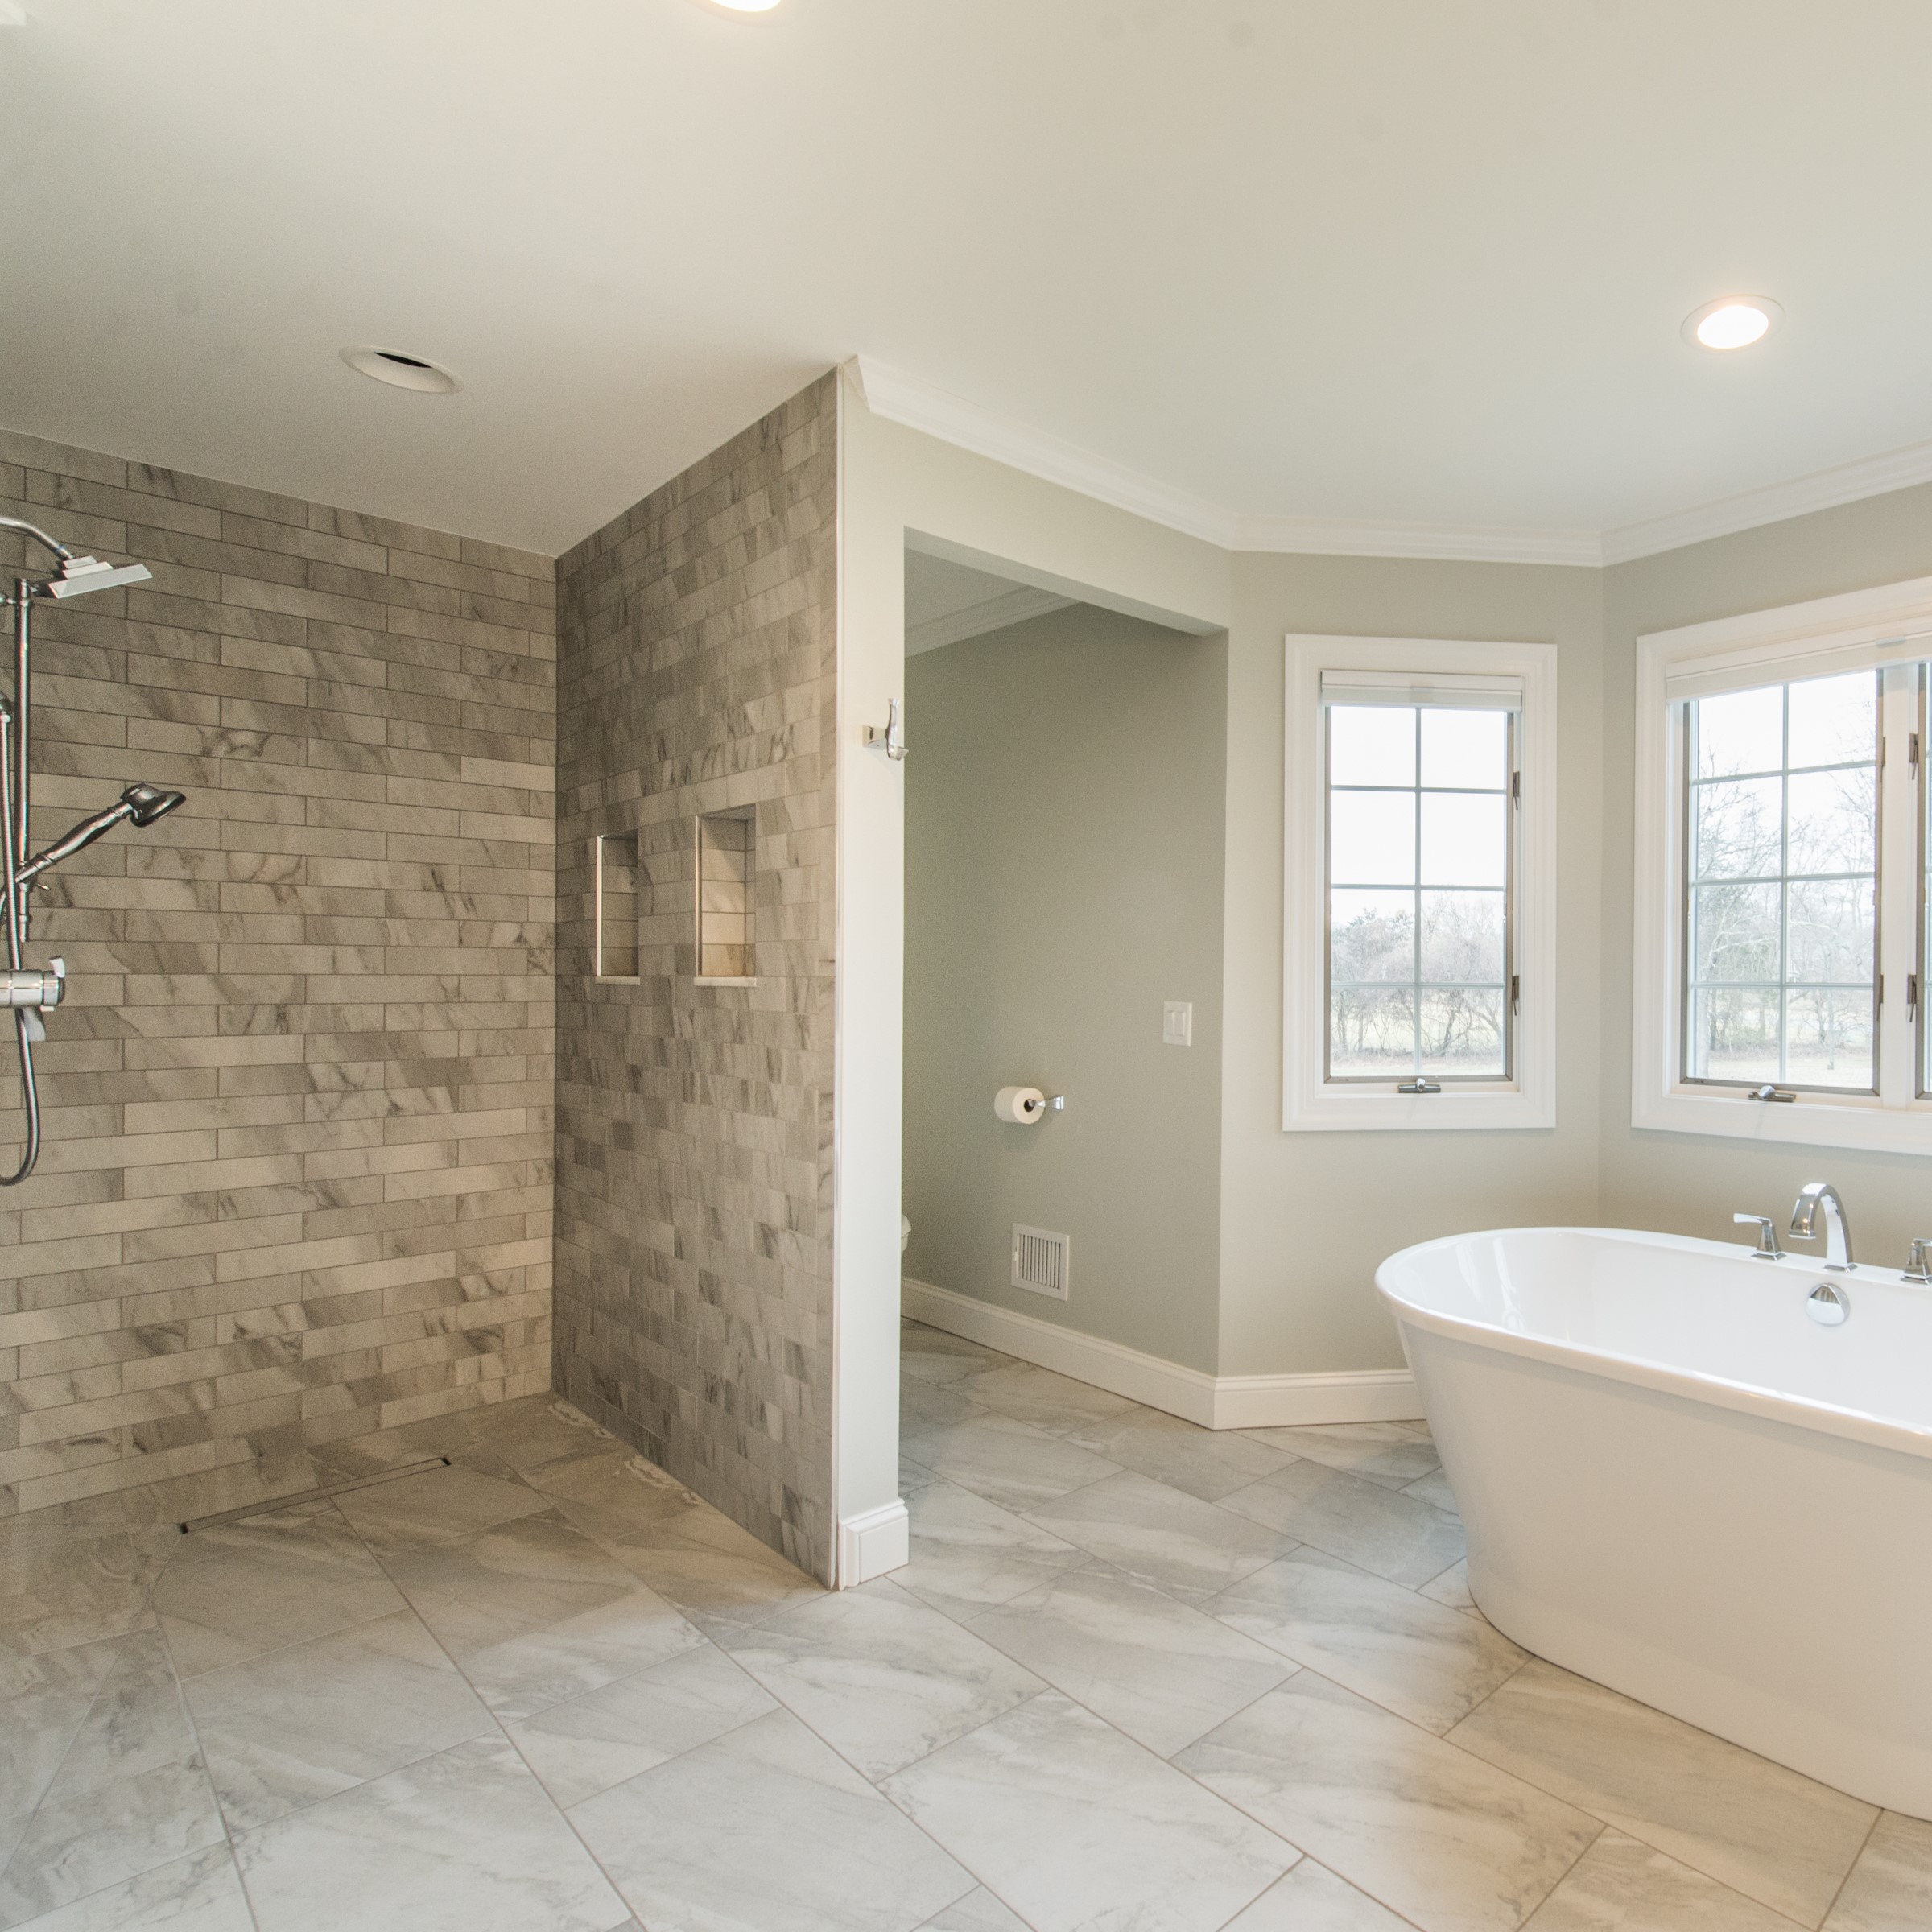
1284;634;1559;1133
1633;572;1932;1154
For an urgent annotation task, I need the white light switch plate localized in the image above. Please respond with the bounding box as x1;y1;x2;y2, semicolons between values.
1162;1001;1192;1047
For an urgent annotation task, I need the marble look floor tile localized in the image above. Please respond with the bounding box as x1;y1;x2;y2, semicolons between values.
1175;1672;1600;1932
900;1480;1088;1620
330;1463;549;1556
1420;1558;1477;1615
968;1563;1293;1757
950;1364;1138;1434
459;1401;617;1480
714;1578;1043;1780
900;1325;1008;1388
1238;1425;1442;1492
885;1691;1298;1932
1402;1468;1460;1517
571;1706;974;1932
1219;1461;1465;1588
529;1449;737;1543
1825;1813;1932;1932
382;1511;702;1719
588;1519;824;1632
900;1454;940;1496
900;1414;1125;1514
184;1608;493;1831
1522;1828;1800;1930
0;1533;158;1660
1023;1471;1292;1602
0;1631;225;1928
1221;1859;1415;1930
235;1735;629;1932
155;1508;405;1679
505;1642;776;1809
901;1376;988;1433
919;1889;1031;1932
1062;1410;1295;1504
8;1843;254;1932
1206;1550;1526;1734
0;1635;125;1820
1448;1660;1875;1926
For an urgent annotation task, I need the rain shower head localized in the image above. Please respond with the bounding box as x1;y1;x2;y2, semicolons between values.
39;556;153;599
16;782;188;886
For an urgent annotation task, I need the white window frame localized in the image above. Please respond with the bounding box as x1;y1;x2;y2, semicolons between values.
1285;633;1559;1133
1633;572;1932;1155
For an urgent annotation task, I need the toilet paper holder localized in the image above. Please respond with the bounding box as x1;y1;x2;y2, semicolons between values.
995;1085;1067;1123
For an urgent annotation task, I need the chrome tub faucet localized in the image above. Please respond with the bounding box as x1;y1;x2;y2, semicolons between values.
1790;1182;1856;1272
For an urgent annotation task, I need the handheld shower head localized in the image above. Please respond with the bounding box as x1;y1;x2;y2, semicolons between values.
16;782;188;886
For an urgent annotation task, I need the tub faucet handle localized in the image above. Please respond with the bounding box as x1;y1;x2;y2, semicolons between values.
1733;1213;1782;1259
1904;1238;1932;1285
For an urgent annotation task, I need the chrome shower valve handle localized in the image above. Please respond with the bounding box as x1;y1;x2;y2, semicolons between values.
0;958;62;1010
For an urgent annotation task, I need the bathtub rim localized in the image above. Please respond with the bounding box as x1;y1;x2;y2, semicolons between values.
1375;1224;1932;1467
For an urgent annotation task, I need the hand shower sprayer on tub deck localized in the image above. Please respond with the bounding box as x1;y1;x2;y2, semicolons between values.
0;518;186;1183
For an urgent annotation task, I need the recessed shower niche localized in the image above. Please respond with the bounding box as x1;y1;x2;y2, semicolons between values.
696;807;757;983
594;831;640;980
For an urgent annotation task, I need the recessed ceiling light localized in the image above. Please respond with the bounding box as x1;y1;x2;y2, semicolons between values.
1682;295;1782;352
339;347;463;394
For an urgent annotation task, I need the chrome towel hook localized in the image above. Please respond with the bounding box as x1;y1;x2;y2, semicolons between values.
864;696;908;762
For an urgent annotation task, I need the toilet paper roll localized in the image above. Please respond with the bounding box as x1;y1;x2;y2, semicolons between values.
994;1085;1047;1125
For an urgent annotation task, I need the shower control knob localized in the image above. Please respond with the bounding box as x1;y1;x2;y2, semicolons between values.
0;960;64;1010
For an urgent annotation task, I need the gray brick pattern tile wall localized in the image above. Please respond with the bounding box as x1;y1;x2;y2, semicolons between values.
554;375;837;1584
0;431;556;1523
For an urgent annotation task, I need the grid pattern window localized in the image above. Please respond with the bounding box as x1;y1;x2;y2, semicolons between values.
1325;699;1516;1085
1682;670;1879;1094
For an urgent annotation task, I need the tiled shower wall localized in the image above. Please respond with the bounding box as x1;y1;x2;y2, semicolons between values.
0;430;555;1522
554;374;838;1583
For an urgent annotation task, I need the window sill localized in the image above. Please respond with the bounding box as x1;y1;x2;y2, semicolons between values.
1633;1084;1932;1155
1286;1083;1554;1133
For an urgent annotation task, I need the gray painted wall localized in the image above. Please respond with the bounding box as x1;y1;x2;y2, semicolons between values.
902;603;1228;1373
1218;552;1608;1377
1598;482;1932;1265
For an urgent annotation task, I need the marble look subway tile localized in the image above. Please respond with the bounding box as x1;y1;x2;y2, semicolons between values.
1023;1471;1292;1603
504;1641;777;1810
883;1690;1298;1932
714;1578;1043;1780
183;1607;493;1831
1218;1460;1466;1589
234;1735;629;1932
1205;1549;1526;1734
1521;1829;1801;1931
1175;1672;1600;1932
968;1563;1294;1757
380;1509;703;1719
153;1505;404;1678
571;1707;974;1932
1824;1812;1932;1932
1447;1659;1876;1926
3;1843;254;1932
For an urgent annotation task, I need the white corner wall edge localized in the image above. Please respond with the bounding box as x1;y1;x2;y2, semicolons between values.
902;1278;1422;1429
850;356;1932;575
837;1499;910;1587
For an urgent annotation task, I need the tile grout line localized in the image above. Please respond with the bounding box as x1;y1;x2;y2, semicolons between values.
1814;1806;1884;1931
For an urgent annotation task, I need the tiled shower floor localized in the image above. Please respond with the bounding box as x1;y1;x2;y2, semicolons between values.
0;1322;1926;1932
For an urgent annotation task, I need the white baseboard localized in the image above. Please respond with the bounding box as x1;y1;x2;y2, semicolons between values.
837;1499;910;1586
901;1278;1422;1430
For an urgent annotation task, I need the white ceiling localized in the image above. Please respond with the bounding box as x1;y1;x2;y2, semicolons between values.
5;2;1931;558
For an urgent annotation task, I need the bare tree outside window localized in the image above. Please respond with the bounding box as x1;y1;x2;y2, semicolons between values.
1683;671;1878;1092
1326;704;1513;1082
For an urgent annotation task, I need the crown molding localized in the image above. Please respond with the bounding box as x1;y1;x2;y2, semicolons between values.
850;357;1932;574
1600;436;1932;565
906;584;1075;655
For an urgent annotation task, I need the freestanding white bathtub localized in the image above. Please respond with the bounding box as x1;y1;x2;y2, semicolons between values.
1376;1226;1932;1819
